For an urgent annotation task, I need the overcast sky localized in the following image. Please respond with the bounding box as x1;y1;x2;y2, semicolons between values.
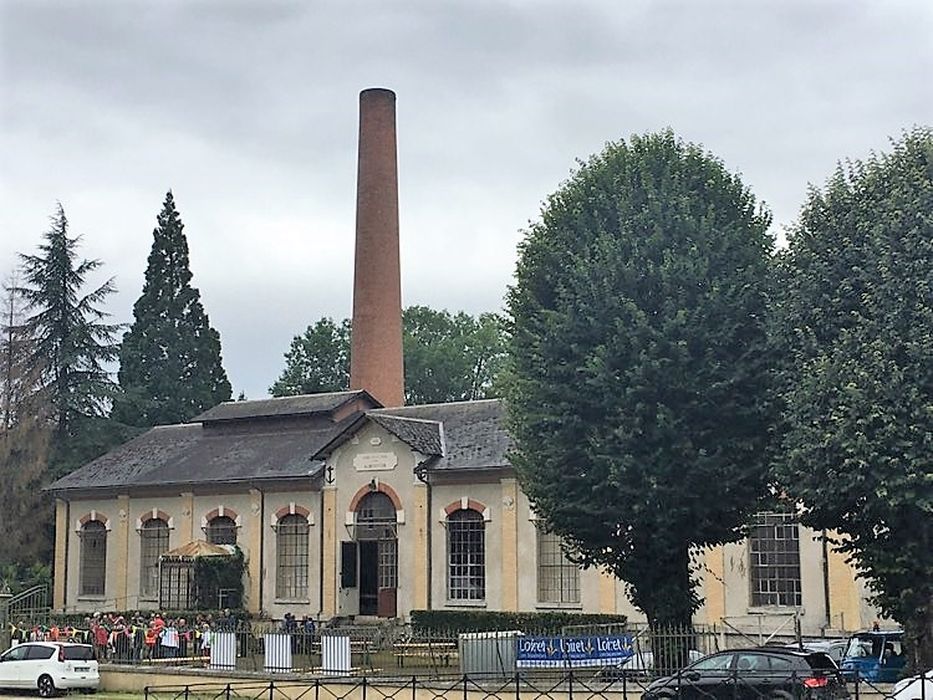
1;1;930;399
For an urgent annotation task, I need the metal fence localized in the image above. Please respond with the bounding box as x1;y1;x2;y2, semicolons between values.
141;669;926;700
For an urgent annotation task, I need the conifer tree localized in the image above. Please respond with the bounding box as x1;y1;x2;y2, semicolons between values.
17;204;121;440
115;191;232;426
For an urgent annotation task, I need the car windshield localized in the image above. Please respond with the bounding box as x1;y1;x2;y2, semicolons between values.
845;636;878;659
844;634;903;661
62;646;96;661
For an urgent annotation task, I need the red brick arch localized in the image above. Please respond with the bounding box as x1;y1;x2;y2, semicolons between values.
272;503;312;525
443;498;488;517
137;509;173;530
202;506;241;528
76;511;110;532
348;481;403;513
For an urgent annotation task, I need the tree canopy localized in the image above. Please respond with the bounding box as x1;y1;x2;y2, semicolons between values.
113;191;232;426
270;306;508;404
773;128;933;668
506;131;776;627
270;317;351;397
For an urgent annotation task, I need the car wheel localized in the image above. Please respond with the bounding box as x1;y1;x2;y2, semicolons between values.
37;674;58;698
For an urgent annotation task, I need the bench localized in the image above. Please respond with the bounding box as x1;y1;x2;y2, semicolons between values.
393;641;458;668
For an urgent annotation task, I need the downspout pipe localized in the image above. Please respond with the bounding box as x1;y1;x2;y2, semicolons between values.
414;461;432;611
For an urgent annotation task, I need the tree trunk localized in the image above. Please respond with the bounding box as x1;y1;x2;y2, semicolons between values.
638;544;696;677
904;596;933;673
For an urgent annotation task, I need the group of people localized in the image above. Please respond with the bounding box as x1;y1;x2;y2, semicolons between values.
9;610;241;662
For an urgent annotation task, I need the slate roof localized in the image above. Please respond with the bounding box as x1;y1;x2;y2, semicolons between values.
192;390;377;423
47;397;512;494
46;419;346;493
370;399;511;471
367;414;444;456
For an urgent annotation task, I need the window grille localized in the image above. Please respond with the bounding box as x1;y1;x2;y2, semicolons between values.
537;529;580;604
749;511;802;607
447;509;485;601
206;515;237;545
159;559;194;610
79;521;107;596
139;518;169;599
275;514;310;600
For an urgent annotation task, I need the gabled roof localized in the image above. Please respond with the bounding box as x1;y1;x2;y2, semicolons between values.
367;414;444;456
369;399;510;471
46;396;512;495
192;390;379;423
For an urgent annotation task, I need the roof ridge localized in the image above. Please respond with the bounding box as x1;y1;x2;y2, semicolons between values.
214;389;364;406
373;397;502;411
368;413;442;425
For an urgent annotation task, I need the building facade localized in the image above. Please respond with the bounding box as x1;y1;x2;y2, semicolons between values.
48;391;875;638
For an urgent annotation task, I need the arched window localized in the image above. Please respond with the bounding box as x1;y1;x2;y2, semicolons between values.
80;521;107;596
275;514;310;600
206;515;237;545
447;509;485;601
536;529;580;604
139;518;169;599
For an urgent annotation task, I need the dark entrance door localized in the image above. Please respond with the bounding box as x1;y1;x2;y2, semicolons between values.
354;491;398;618
359;541;379;615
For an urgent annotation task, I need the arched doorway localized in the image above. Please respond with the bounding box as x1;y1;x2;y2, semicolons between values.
355;492;398;617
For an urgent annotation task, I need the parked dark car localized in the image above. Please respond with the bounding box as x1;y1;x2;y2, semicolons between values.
643;647;849;700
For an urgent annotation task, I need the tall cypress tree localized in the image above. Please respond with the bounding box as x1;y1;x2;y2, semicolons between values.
115;191;232;426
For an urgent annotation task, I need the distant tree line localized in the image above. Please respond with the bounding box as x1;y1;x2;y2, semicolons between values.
270;307;508;404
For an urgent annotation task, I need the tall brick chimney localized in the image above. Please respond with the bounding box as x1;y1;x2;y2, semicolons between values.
349;88;405;407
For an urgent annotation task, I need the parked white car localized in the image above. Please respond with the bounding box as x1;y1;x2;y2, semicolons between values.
0;642;99;697
891;669;933;700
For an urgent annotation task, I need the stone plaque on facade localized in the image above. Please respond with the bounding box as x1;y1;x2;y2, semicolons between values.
353;452;398;471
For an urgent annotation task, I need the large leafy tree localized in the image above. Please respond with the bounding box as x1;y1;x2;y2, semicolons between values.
506;131;776;629
270;317;351;396
17;204;121;443
774;128;933;669
403;306;507;404
270;307;508;403
114;191;232;426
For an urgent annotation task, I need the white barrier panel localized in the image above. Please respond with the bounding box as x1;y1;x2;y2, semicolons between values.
264;634;293;673
321;635;351;675
210;631;236;670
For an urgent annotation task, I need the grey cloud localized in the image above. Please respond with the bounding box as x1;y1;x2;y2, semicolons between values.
2;0;931;398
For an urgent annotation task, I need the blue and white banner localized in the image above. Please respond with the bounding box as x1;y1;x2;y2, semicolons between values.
516;635;635;668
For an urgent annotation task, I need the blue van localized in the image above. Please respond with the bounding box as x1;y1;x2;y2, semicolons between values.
840;630;906;683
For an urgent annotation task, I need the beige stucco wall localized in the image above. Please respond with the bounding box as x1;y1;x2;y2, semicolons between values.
65;496;122;612
58;416;876;636
429;480;502;611
327;421;425;618
262;489;323;620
